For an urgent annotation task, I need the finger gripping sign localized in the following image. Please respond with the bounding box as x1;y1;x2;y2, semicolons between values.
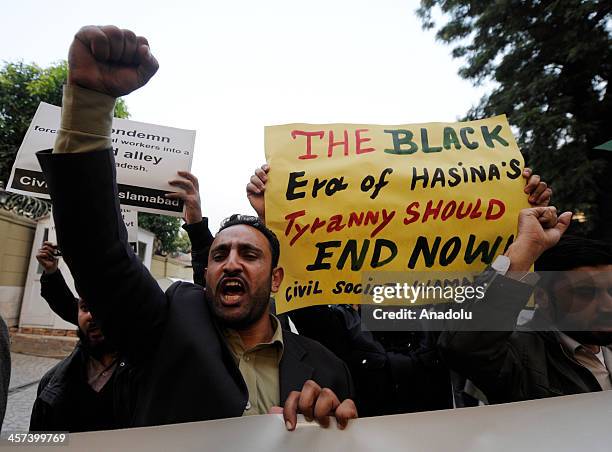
264;116;529;314
7;102;195;216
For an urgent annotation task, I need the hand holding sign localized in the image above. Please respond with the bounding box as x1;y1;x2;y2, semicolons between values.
247;164;270;221
69;25;159;97
278;380;358;431
167;171;202;224
522;168;552;206
36;241;60;274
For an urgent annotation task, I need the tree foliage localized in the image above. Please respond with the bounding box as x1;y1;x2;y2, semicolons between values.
0;61;129;185
417;0;612;239
137;213;188;255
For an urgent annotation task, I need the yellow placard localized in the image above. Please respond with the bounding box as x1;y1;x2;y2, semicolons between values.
264;115;529;313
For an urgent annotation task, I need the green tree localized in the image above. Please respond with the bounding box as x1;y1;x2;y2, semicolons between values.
137;213;187;255
174;230;193;254
0;61;129;185
417;0;612;240
0;60;184;253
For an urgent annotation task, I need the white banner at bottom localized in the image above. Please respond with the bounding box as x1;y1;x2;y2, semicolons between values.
10;391;612;452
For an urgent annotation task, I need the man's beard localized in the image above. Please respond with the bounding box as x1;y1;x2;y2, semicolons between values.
563;330;612;346
77;329;116;360
559;311;612;346
205;280;271;330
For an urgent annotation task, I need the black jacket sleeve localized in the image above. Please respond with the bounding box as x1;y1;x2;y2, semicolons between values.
0;316;9;429
437;273;535;403
40;270;78;326
37;149;167;361
288;305;449;415
29;370;54;432
181;219;214;286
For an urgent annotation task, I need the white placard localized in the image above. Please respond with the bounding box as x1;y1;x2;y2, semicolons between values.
4;391;608;452
45;208;140;253
121;208;139;253
7;102;196;216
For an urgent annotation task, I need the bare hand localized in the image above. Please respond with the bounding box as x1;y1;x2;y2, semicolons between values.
36;241;59;274
68;25;159;97
281;380;357;431
246;164;269;221
523;168;552;207
506;207;572;271
166;171;202;224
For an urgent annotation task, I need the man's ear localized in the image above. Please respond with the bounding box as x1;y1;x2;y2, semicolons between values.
534;287;548;307
534;287;555;322
271;267;284;293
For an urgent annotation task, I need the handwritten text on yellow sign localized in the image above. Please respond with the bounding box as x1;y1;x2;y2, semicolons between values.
265;116;528;313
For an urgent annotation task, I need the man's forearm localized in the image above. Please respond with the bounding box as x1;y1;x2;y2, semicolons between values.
54;85;115;154
182;219;214;286
40;270;78;326
437;273;535;402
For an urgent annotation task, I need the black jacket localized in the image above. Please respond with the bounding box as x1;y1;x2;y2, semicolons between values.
438;272;609;404
40;270;78;325
35;266;136;431
289;305;452;416
30;343;135;432
182;214;451;415
0;316;9;430
37;148;353;427
181;220;213;287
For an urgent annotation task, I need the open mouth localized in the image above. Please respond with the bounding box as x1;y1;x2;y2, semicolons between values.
219;278;247;305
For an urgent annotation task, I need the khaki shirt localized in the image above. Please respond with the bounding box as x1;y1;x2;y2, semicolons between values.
224;316;284;416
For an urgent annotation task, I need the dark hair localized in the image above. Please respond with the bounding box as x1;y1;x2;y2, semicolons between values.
535;235;612;272
218;214;280;268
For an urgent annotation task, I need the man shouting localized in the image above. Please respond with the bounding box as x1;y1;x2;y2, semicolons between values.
37;25;355;430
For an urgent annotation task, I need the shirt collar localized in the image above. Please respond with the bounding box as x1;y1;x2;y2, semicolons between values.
556;330;582;357
223;315;284;358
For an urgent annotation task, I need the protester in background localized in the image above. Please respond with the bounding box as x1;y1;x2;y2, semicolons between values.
436;227;610;405
244;164;553;415
36;242;78;324
36;25;357;431
165;171;213;287
0;314;10;430
30;244;132;432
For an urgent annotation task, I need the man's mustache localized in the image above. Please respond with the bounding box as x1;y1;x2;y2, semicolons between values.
86;321;103;336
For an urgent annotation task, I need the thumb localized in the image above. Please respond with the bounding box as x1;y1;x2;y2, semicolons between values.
554;211;573;234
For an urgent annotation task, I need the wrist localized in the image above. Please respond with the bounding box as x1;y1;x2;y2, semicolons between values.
184;208;203;225
55;85;115;153
504;241;541;272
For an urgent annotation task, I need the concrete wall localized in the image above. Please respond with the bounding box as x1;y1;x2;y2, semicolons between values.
151;255;193;281
0;210;36;326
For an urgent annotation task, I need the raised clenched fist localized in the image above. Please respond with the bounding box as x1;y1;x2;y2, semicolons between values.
515;206;572;255
68;25;159;97
505;206;573;272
